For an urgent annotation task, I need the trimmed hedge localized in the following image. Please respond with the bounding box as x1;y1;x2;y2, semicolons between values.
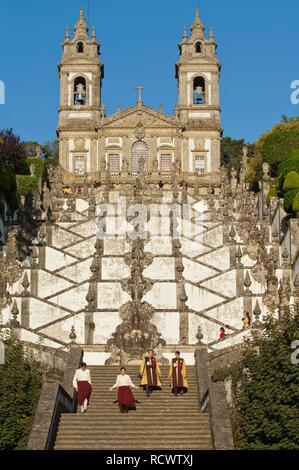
278;149;299;177
247;119;299;184
17;158;44;179
283;171;299;191
266;187;278;206
15;158;45;196
293;192;299;213
283;190;298;213
16;175;39;196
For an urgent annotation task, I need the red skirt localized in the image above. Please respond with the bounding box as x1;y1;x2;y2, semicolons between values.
77;381;92;406
117;386;136;409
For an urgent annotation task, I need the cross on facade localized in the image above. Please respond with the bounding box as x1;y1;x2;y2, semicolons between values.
135;84;145;104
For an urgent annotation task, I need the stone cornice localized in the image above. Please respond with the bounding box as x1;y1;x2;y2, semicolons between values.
99;104;177;129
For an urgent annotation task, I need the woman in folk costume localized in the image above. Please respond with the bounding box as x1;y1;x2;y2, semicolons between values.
72;362;92;413
109;367;138;413
140;349;162;397
168;351;188;396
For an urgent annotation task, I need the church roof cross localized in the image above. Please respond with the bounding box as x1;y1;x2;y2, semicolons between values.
135;84;145;105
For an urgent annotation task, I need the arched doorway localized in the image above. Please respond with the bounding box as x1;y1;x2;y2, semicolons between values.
131;141;148;174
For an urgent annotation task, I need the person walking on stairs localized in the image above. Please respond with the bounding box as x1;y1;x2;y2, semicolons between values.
140;349;162;397
168;351;188;396
73;362;92;413
109;367;138;413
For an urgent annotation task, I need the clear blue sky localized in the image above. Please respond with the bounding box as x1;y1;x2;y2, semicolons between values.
0;0;298;144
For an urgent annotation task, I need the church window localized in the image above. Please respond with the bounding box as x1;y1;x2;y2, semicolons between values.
77;42;84;53
195;42;202;53
193;77;206;105
160;154;172;172
74;77;87;105
74;156;85;175
108;154;120;174
131;141;148;174
195;155;205;173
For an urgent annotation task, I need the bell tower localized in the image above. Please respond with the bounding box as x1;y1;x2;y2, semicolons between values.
57;8;104;179
176;8;221;175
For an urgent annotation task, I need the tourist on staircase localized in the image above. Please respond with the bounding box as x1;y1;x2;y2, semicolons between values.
139;349;162;397
72;362;92;413
109;367;138;413
168;351;188;396
218;327;226;342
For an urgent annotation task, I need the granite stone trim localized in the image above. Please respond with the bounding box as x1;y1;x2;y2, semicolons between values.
195;348;234;450
27;348;83;450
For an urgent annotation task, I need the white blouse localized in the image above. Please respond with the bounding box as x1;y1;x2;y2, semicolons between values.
72;369;92;388
112;374;137;390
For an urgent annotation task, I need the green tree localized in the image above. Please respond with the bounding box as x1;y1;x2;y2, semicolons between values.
0;331;62;450
233;308;299;450
42;139;59;167
0;334;42;449
221;137;255;170
0;129;26;171
278;149;299;177
247;119;299;184
25;141;40;159
0;164;19;216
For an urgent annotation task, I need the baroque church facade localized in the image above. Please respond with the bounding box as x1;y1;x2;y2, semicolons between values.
58;8;221;182
4;7;296;372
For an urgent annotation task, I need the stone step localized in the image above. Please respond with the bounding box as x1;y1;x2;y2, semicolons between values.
60;421;210;436
83;404;199;410
84;396;199;401
58;415;209;422
71;413;203;418
55;365;211;450
57;436;211;445
86;389;197;392
89;378;197;382
59;427;210;440
67;410;204;416
55;443;212;450
90;376;197;380
84;405;200;411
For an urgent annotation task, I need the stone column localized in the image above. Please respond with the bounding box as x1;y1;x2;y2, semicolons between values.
60;71;68;107
147;136;157;173
30;266;38;297
90;138;98;174
181;137;189;173
179;310;189;344
59;137;68;172
21;297;30;328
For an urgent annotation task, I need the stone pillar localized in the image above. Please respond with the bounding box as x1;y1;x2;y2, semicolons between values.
90;138;98;174
21;297;30;328
60;71;68;107
30;269;38;297
179;311;189;344
38;245;46;270
59;137;68;172
46;224;53;247
290;219;299;263
85;311;94;345
236;268;244;297
181;137;189;173
147;136;157;173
